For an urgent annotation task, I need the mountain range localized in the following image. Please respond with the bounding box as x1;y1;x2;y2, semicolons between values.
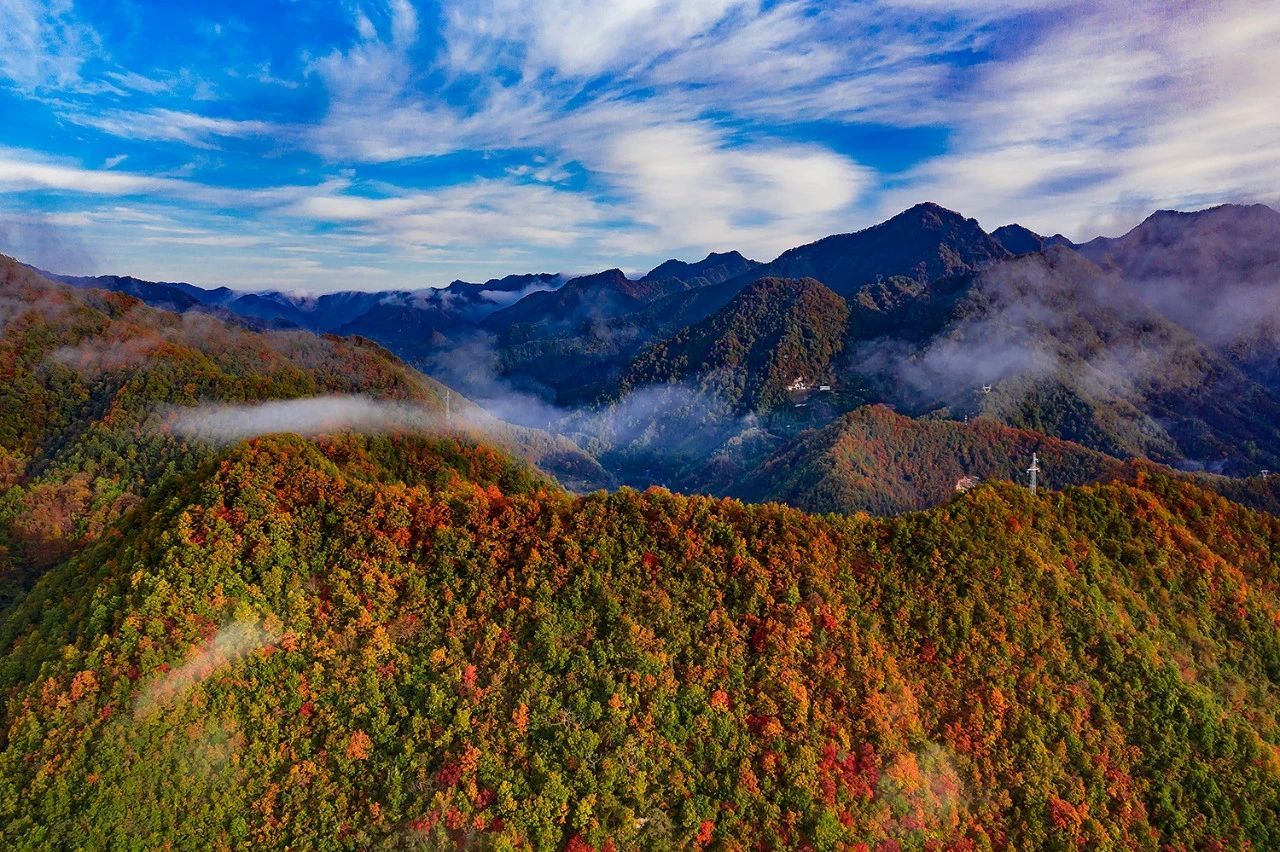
5;200;1280;846
32;201;1280;504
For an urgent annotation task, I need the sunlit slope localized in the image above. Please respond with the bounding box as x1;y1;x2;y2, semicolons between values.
730;405;1127;514
1;432;1278;848
0;256;603;600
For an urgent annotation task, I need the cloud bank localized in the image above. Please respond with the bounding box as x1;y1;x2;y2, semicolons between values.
164;395;442;444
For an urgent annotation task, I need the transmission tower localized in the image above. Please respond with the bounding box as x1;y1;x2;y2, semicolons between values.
1027;452;1040;495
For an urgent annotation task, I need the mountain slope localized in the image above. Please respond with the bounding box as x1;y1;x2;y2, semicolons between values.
45;270;238;311
845;246;1280;474
2;433;1279;848
731;405;1127;514
640;250;758;288
469;204;1015;410
484;268;687;334
623;277;850;413
1077;203;1280;389
990;224;1074;255
0;256;605;599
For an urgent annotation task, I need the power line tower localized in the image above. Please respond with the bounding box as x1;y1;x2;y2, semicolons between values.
1027;452;1040;495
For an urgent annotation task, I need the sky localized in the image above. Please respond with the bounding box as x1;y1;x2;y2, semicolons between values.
0;0;1277;293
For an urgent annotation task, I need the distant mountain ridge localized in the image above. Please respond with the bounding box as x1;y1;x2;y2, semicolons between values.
990;223;1075;254
30;200;1280;480
640;250;759;287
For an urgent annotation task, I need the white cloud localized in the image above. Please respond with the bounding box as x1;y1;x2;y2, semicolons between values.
883;0;1280;237
304;1;881;261
0;146;353;208
4;0;1277;290
443;0;755;79
165;395;441;443
0;149;172;195
62;107;277;148
102;69;169;95
579;119;869;256
283;178;612;250
0;0;99;91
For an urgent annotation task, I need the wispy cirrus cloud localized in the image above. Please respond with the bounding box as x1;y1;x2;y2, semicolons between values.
0;0;100;92
880;0;1280;237
440;0;755;79
62;107;278;148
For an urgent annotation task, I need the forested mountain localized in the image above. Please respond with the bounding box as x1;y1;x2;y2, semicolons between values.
732;202;1010;297
0;256;604;605
46;269;238;311
842;246;1280;474
3;426;1280;848
1077;204;1280;391
639;250;758;289
26;201;1280;490
730;405;1127;514
6;217;1280;848
622;277;849;413
484;269;682;333
51;268;566;336
990;224;1074;255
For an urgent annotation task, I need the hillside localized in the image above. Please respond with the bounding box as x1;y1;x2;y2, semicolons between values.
844;247;1280;474
623;277;850;413
0;257;605;602
990;224;1074;255
640;250;759;288
468;269;722;409
731;405;1127;514
24;201;1280;496
1077;203;1280;390
2;431;1279;848
485;269;684;334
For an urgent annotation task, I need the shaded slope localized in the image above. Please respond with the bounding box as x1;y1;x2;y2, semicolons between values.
640;250;758;288
1077;203;1280;389
847;247;1280;474
991;224;1074;255
623;277;850;413
471;269;712;408
484;268;684;333
45;269;237;311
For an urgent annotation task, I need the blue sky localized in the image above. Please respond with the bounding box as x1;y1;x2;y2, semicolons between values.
0;0;1277;292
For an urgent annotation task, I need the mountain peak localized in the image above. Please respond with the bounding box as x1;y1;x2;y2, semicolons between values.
640;250;758;285
1136;202;1280;232
895;201;968;223
991;224;1076;254
742;202;1008;295
991;223;1046;254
